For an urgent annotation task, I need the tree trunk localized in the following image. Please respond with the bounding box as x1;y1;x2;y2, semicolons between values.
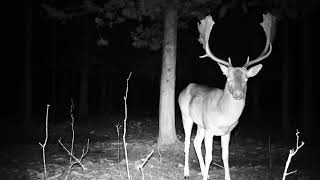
281;20;290;143
79;18;90;122
251;80;261;124
106;77;113;117
301;18;312;144
99;74;107;115
79;68;88;122
279;0;293;143
24;2;32;131
157;5;178;145
50;71;56;122
50;22;57;123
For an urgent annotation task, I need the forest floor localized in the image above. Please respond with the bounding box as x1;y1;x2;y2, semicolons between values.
0;114;317;180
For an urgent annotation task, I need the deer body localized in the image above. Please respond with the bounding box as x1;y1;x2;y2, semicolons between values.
180;83;244;136
180;14;274;180
179;64;261;180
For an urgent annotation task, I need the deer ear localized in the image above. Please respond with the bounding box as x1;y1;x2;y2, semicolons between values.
218;63;229;76
247;64;263;78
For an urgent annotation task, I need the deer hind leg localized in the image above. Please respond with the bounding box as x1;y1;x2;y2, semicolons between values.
193;125;205;176
221;133;231;180
182;114;193;178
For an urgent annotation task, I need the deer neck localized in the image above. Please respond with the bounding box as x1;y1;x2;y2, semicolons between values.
219;82;246;119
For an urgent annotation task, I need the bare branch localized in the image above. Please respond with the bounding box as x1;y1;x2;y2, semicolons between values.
123;72;132;180
115;124;121;177
69;99;75;164
39;104;50;180
282;129;304;180
139;150;154;180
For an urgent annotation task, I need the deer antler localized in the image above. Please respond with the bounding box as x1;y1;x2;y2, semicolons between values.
198;16;230;67
244;12;275;67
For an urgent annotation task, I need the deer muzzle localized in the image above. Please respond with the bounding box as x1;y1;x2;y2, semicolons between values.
232;90;244;100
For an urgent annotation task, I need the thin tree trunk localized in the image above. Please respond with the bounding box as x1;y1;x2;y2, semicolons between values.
106;77;113;117
158;4;178;145
251;80;261;124
281;21;290;143
24;3;32;130
50;22;57;123
79;18;90;122
99;74;107;115
301;18;312;143
79;68;88;122
50;71;56;122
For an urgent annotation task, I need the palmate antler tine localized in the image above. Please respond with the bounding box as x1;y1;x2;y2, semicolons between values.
244;13;275;67
198;15;230;67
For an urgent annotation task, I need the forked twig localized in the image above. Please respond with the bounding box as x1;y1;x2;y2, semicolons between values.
58;138;90;180
39;104;50;180
58;101;90;180
58;139;90;170
282;129;304;180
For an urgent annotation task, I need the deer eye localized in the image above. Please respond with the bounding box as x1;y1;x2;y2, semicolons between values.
227;78;231;82
244;78;248;82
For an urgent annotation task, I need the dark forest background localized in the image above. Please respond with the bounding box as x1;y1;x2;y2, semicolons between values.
1;0;317;146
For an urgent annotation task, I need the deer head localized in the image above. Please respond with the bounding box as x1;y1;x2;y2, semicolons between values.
198;14;273;100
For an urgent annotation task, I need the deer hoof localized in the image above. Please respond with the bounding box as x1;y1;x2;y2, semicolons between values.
184;176;190;179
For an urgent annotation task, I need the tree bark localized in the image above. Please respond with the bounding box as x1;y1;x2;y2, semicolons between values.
24;2;32;130
107;77;113;117
251;80;261;124
79;68;88;122
99;74;107;115
157;5;178;145
301;18;312;144
281;20;290;143
79;18;90;122
280;0;292;143
50;22;57;123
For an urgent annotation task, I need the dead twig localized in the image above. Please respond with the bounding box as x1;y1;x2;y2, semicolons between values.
268;135;272;180
282;129;304;180
59;138;90;180
115;124;122;178
69;99;75;164
123;72;132;180
39;104;50;180
58;101;90;180
157;145;162;164
138;150;154;180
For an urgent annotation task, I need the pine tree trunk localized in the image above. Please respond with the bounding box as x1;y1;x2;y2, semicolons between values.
301;18;312;143
24;3;32;130
106;77;113;117
79;18;90;122
99;75;107;115
50;71;56;122
251;80;261;124
281;20;290;143
79;68;88;122
50;22;57;123
157;5;178;145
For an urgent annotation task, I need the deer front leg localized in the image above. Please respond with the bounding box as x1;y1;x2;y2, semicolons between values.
221;133;231;180
203;132;214;180
193;126;205;176
183;115;193;178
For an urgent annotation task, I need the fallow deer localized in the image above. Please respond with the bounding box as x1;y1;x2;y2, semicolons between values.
179;13;274;180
